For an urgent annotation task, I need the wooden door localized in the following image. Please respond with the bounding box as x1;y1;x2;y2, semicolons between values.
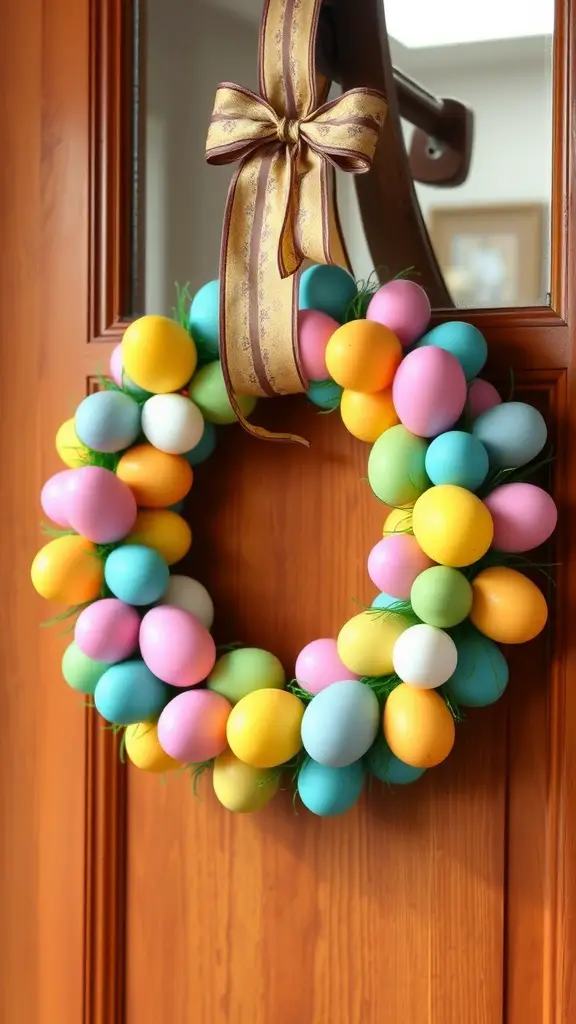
1;1;576;1022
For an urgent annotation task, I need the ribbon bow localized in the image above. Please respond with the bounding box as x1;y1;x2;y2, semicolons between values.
206;0;387;445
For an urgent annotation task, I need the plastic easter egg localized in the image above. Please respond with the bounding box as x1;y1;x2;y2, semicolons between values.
139;606;216;687
126;509;192;566
470;567;548;644
415;321;488;381
75;390;141;453
337;610;409;677
109;343;124;387
467;378;501;419
371;592;402;611
365;733;426;784
122;314;197;393
484;482;558;553
384;684;455;768
366;279;431;347
157;689;230;762
125;722;180;773
104;544;169;606
392;624;457;689
188;360;257;425
158;576;213;628
306;379;343;410
410;566;472;627
298;309;338;381
299;264;357;322
141;394;204;455
226;689;304;768
94;659;168;726
31;535;103;604
64;466;138;543
340;387;399;442
295;638;359;695
55;418;89;468
297;759;365;816
392;347;467;438
444;627;509;707
213;749;279;812
62;641;108;695
325;320;402;393
383;506;413;535
412;485;494;567
189;279;220;360
75;598;140;662
425;431;489;491
182;420;217;466
208;648;285;704
367;534;434;599
41;469;74;527
116;444;193;507
301;680;379;766
471;402;547;469
368;425;430;506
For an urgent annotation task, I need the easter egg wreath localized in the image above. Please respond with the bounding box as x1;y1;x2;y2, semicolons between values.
32;268;557;817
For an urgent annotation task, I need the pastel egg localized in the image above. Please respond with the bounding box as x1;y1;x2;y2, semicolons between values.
213;749;279;813
116;444;193;507
139;605;216;687
41;469;74;527
368;425;430;506
75;598;140;662
104;544;169;606
306;379;343;410
94;659;168;725
301;680;379;766
299;264;358;322
392;347;467;438
226;689;304;768
366;279;431;347
470;567;548;644
159;576;214;628
383;506;413;535
188;279;220;360
62;641;108;695
412;485;494;567
126;509;192;565
157;689;230;762
364;733;426;785
188;360;257;425
122;314;197;393
340;387;399;442
325;320;402;393
64;466;138;543
471;402;547;469
295;638;359;695
383;684;455;768
141;394;205;455
31;535;103;605
367;534;434;599
392;624;458;689
484;482;558;552
371;592;402;611
467;378;502;419
125;722;181;773
182;420;217;466
444;627;509;707
415;321;488;381
410;566;472;628
208;648;285;704
298;309;338;381
110;344;151;397
425;431;489;491
55;418;89;469
297;758;365;816
75;390;141;453
337;610;410;677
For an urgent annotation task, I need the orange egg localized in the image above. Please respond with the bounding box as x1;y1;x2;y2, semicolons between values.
340;387;399;442
126;509;192;565
31;535;103;604
383;684;455;768
325;321;402;393
470;566;548;644
383;506;414;535
116;444;193;507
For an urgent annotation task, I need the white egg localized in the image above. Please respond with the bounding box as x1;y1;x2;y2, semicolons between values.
141;394;205;454
392;623;457;689
159;575;214;629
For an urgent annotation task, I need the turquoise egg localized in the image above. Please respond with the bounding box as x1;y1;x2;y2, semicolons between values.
307;379;343;410
94;659;168;725
471;402;547;469
301;680;379;766
297;758;365;816
371;592;401;611
182;419;217;466
299;265;357;323
62;641;108;695
368;424;430;505
365;733;426;785
75;390;141;453
189;280;220;360
425;430;489;490
104;544;169;606
415;321;487;381
444;627;509;707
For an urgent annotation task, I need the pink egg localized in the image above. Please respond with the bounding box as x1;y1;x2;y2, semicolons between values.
484;483;558;553
139;606;216;687
41;469;74;527
109;344;124;387
297;310;338;381
468;378;502;419
75;598;140;662
366;280;431;347
295;638;360;695
392;347;467;437
157;689;230;763
368;534;434;599
65;466;137;543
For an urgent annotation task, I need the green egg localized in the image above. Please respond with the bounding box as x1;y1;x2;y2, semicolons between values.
188;360;257;425
62;641;108;695
207;648;286;704
410;566;473;628
368;424;430;505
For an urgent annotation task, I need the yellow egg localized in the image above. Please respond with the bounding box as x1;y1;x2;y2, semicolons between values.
125;722;180;773
383;506;414;535
116;444;193;507
340;387;399;442
412;484;494;567
470;566;548;644
213;749;279;812
337;610;410;677
325;320;402;393
31;535;103;604
126;509;192;565
226;689;304;768
383;684;455;768
55;418;89;468
122;315;197;393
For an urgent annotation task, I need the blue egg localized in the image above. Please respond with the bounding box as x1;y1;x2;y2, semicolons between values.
182;419;217;466
471;402;547;469
299;265;357;323
297;758;365;816
371;592;401;611
365;734;426;785
75;390;141;453
189;280;220;359
94;659;168;725
444;627;509;707
307;380;343;410
301;680;379;766
415;321;487;381
425;430;489;491
104;544;170;606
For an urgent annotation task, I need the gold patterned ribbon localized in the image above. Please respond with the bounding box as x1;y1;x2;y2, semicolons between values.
206;0;387;445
